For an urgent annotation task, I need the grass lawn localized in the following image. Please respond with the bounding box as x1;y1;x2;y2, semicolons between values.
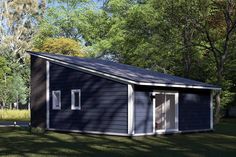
0;110;30;122
0;118;235;157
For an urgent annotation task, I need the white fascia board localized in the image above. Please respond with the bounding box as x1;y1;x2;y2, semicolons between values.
29;53;221;90
137;82;221;90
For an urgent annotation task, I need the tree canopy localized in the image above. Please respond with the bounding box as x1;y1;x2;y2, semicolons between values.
0;0;235;121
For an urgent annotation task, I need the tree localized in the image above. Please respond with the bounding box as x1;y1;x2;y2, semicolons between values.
0;57;11;108
78;0;236;122
8;74;28;109
197;0;236;122
33;37;85;57
0;0;46;61
166;0;236;122
0;0;47;108
34;0;90;41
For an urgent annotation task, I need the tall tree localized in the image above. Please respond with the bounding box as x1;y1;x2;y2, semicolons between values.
196;0;236;122
79;0;236;122
0;0;45;61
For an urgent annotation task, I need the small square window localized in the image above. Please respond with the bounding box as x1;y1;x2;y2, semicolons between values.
52;90;61;110
71;89;81;110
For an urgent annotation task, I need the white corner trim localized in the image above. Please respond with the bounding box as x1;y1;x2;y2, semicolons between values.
47;128;129;136
29;53;221;90
128;84;135;135
46;61;50;129
152;94;156;133
175;92;179;131
210;91;214;129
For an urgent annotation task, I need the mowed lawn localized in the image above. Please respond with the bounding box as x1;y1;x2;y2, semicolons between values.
0;119;235;157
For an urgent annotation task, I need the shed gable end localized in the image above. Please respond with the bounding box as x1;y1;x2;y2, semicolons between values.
49;62;129;134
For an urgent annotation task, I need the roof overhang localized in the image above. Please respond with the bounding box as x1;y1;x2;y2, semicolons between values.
28;51;221;91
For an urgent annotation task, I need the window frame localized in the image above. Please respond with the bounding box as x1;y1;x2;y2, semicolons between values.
52;90;61;110
71;89;81;110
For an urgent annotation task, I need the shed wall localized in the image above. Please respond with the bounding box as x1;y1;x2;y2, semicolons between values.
49;63;128;134
133;85;211;133
179;90;211;131
30;56;47;128
134;91;153;134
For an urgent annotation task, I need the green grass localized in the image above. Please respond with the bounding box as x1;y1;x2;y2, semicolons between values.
0;109;30;122
0;118;235;157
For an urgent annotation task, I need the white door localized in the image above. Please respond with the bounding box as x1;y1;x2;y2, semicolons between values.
153;91;178;133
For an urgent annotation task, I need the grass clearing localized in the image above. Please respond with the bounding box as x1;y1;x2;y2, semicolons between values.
0;118;235;157
0;109;30;122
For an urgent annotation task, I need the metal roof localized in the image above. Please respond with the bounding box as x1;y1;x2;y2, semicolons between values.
28;51;220;90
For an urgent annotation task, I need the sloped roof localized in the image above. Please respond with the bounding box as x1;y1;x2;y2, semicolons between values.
28;51;220;90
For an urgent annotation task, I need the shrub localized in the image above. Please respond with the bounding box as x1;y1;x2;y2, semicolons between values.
30;127;45;134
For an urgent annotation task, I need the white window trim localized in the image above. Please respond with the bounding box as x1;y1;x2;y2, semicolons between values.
71;89;81;110
52;90;61;110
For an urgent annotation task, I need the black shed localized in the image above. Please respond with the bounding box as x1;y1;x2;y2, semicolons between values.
29;51;221;136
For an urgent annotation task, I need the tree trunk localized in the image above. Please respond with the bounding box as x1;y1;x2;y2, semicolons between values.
214;66;223;124
214;91;221;124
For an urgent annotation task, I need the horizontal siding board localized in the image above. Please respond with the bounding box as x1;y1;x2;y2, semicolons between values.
134;91;153;134
49;116;127;122
179;91;211;131
50;121;127;128
50;118;127;124
50;108;128;112
50;124;126;133
50;111;128;118
49;63;128;134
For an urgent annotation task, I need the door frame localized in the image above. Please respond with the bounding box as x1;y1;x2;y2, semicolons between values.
152;91;179;134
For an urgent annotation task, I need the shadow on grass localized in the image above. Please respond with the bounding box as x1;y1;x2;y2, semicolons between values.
0;118;235;157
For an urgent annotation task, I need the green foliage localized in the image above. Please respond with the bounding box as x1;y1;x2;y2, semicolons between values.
30;127;45;134
0;56;28;108
34;37;85;57
8;74;28;105
1;0;235;116
78;0;236;112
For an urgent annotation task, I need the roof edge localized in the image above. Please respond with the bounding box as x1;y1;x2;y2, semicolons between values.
28;51;221;91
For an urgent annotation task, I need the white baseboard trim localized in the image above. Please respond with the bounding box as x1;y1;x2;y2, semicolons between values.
46;128;213;136
133;132;156;136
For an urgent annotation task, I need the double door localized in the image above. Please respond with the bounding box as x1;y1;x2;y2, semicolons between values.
153;91;178;133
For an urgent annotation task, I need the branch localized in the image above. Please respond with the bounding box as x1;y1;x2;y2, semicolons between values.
222;2;236;62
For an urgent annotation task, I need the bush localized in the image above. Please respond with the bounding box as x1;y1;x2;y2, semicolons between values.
0;109;30;121
30;127;45;134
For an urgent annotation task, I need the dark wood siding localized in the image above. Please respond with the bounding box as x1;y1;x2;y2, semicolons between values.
30;56;47;128
49;63;128;134
179;90;211;131
134;91;153;134
134;85;211;132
